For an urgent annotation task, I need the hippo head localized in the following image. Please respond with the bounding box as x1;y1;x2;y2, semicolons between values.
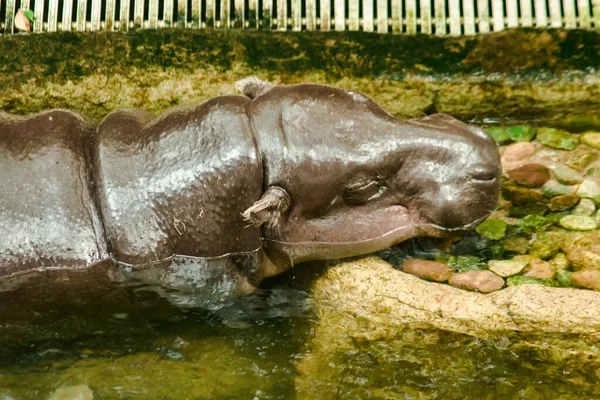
239;78;501;267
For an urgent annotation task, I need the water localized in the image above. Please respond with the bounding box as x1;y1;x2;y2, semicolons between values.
0;242;598;400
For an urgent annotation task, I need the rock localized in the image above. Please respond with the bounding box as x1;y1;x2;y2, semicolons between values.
514;255;556;279
507;163;550;188
47;385;94;400
505;125;537;142
571;270;600;291
573;198;596;216
556;269;573;287
485;126;510;144
559;215;597;231
475;218;507;240
548;193;580;211
549;252;569;270
401;259;453;282
501;142;536;164
536;127;579;150
586;166;600;177
565;149;597;171
506;276;557;287
576;179;600;203
502;186;544;205
448;270;505;293
541;180;577;197
580;131;600;149
562;231;600;270
488;259;528;277
529;231;564;260
448;255;487;272
551;166;584;185
502;236;530;254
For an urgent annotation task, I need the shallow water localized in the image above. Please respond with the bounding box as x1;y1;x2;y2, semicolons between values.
0;246;598;400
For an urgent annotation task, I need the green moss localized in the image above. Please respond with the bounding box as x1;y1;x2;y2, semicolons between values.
448;255;487;273
476;219;508;240
506;276;559;287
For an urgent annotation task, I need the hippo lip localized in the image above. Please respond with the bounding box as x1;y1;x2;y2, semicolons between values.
264;208;490;263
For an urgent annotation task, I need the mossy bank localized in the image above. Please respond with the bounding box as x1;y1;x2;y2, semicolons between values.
1;28;599;127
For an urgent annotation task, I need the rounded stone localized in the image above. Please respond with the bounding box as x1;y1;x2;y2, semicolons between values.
514;255;556;279
507;163;550;188
488;259;528;277
559;215;598;231
401;259;453;282
536;127;579;150
571;270;600;291
572;198;596;216
501;142;536;163
551;166;584;185
580;131;600;149
48;385;94;400
448;270;505;293
484;126;510;144
541;180;577;197
475;218;507;240
586;166;600;177
549;252;569;270
505;125;537;142
576;180;600;203
548;193;580;212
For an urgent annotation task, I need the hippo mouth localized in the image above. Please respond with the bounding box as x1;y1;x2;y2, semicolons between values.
264;205;487;263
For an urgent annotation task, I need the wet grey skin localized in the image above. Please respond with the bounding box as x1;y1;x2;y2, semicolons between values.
0;78;500;307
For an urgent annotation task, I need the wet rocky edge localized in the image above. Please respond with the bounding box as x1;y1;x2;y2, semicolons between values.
387;123;600;294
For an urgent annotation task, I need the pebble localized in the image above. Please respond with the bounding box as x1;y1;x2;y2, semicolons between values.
47;385;94;400
448;271;505;293
552;166;584;185
571;269;600;291
537;127;579;150
506;125;537;142
559;215;598;231
586;166;600;177
580;131;600;149
501;142;536;164
548;193;580;212
572;198;596;216
507;163;550;188
576;180;600;203
488;259;528;277
401;259;453;282
541;180;576;197
514;255;556;279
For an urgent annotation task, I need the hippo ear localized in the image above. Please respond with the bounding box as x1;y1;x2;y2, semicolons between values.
242;186;290;228
235;76;274;100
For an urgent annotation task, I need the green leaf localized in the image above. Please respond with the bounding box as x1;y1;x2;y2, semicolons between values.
23;9;35;22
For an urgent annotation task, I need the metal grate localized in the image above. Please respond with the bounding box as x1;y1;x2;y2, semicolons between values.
0;0;599;35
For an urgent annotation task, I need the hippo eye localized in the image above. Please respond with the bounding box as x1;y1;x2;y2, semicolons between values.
471;170;497;181
343;180;381;205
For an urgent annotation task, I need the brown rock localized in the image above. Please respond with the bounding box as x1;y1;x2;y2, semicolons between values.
548;193;581;211
571;270;600;291
448;271;505;293
507;163;551;188
562;231;600;270
502;186;544;205
501;142;536;164
514;255;556;279
401;259;453;282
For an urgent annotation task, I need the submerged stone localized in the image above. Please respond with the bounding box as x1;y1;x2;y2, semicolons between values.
476;218;507;240
401;259;453;282
580;132;600;149
562;231;600;270
548;194;580;212
541;180;576;197
571;270;600;291
573;198;596;216
565;148;597;171
488;259;528;277
536;127;579;150
507;163;550;188
502;236;530;255
576;180;600;203
551;166;584;185
484;126;511;144
559;215;598;231
529;231;563;260
586;166;600;177
508;203;548;218
48;385;94;400
448;255;487;273
505;125;537;142
448;270;505;293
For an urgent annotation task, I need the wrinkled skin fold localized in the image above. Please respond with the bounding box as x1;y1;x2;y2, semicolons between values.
0;78;501;307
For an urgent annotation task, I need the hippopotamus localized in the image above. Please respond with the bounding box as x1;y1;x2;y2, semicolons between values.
0;78;501;306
